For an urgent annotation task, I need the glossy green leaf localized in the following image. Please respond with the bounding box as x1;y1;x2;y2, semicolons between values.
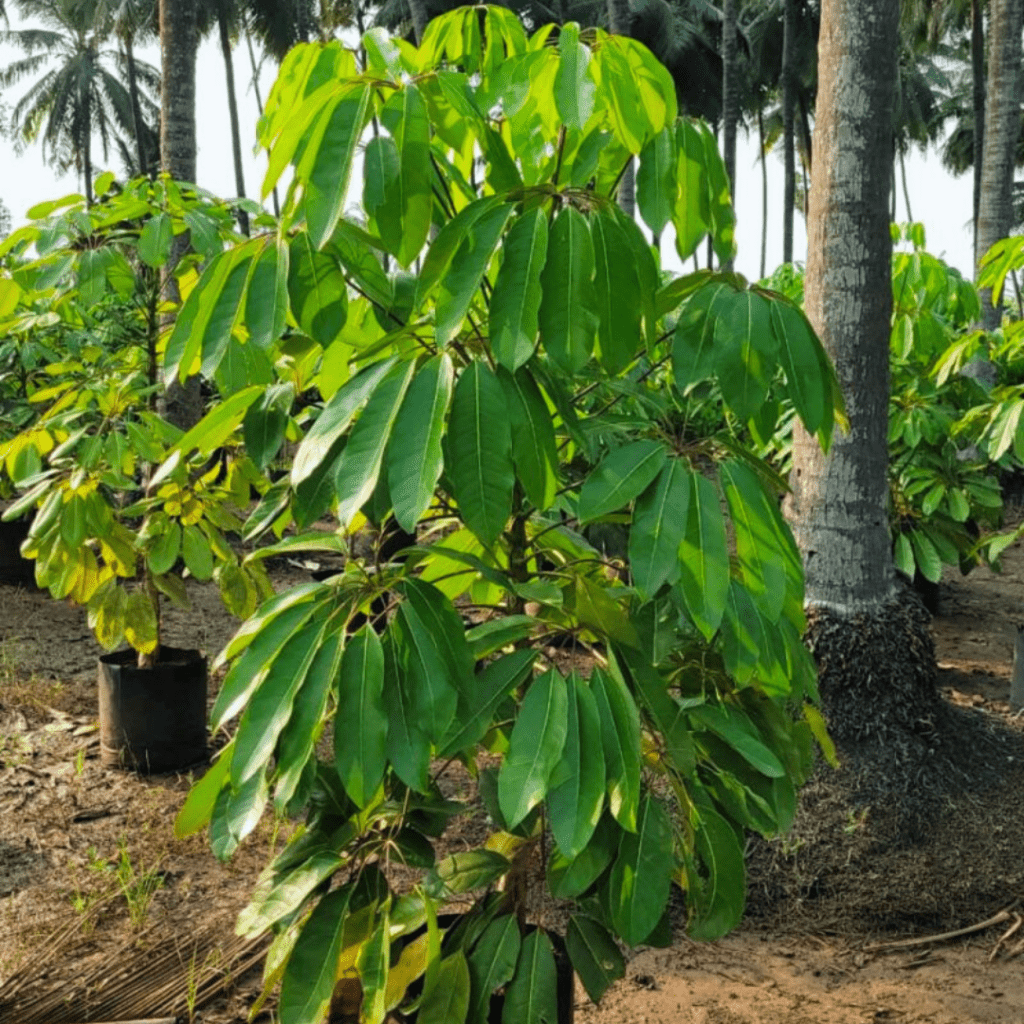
628;458;689;599
245;236;290;351
565;914;625;1004
637;128;676;236
571;576;639;648
597;39;644;152
231;612;330;787
394;598;459;744
301;83;371;248
554;22;595;130
590;666;640;833
538;205;598;375
292;357;397;485
547;674;605;858
490;209;548;372
609;794;674;945
688;800;746;940
714;289;778;422
174;740;234;838
498;669;569;829
427;850;510;897
419;951;470;1024
387;84;433;267
388;353;454;532
383;631;431;792
768;299;830;437
181;523;214;581
676;471;729;640
439;648;536;756
689;704;785;778
364;135;403;258
279;886;351;1024
335;626;388;807
910;529;943;583
502;929;558;1024
591;208;641;373
138;212;173;268
333;359;415;527
498;366;558;511
288;232;347;347
547;812;621;899
467;915;521;1024
402;577;475;700
578;440;666;523
359;908;391;1024
894;532;915;577
209;768;268;861
447;362;514;547
436;203;515;346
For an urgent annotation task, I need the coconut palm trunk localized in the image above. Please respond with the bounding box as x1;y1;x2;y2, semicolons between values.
971;0;986;249
976;0;1024;328
781;0;797;265
216;1;249;235
721;0;737;271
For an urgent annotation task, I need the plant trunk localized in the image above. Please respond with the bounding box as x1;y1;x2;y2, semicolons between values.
976;0;1024;328
782;0;797;264
245;31;281;219
900;146;913;223
124;35;148;176
789;0;899;613
759;104;768;279
217;3;250;236
972;0;986;257
408;0;430;44
721;0;737;271
83;105;93;207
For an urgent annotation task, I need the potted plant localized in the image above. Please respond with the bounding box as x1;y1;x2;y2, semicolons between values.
0;176;273;771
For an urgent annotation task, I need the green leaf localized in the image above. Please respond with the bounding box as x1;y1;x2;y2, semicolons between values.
138;212;173;268
714;288;778;422
502;929;559;1024
538;205;598;375
387;353;454;532
386;84;434;267
465;615;536;659
243;382;293;472
333;359;416;527
547;674;605;858
174;740;234;838
768;299;830;436
571;576;639;648
894;531;915;577
359;907;391;1024
383;630;431;792
688;799;745;940
426;850;510;897
578;440;666;523
279;887;352;1024
181;523;214;581
498;367;558;511
394;598;459;744
689;704;785;778
447;362;514;547
676;471;729;640
628;458;689;599
467;915;521;1024
609;795;674;945
910;529;943;583
288;232;348;347
591;208;641;373
419;951;470;1024
209;768;269;861
300;83;371;248
490;209;549;372
245;235;290;352
439;648;536;756
565;914;625;1004
292;357;397;485
436;203;515;346
402;577;475;700
364;135;403;258
554;22;595;130
547;812;621;898
335;626;388;807
672;278;735;389
637;128;676;236
231;612;330;787
590;666;640;833
498;669;569;829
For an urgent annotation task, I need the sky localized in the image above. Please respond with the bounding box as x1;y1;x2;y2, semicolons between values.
0;19;978;284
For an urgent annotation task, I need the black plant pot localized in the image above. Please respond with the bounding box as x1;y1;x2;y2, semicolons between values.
98;645;208;773
0;513;34;585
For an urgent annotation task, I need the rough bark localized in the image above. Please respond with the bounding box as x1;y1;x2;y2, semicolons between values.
976;0;1024;328
217;2;250;236
789;0;899;613
782;0;797;264
721;0;738;272
971;0;986;253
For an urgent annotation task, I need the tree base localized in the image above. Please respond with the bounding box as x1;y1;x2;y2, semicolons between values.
746;581;1024;934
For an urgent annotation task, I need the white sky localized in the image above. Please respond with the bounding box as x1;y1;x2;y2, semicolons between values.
0;20;978;283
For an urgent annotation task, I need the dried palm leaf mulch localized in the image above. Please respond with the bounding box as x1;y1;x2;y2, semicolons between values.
0;916;269;1024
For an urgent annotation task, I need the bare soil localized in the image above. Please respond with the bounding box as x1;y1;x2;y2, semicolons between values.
1;539;1024;1024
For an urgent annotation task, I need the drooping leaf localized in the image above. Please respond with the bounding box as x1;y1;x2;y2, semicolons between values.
467;915;521;1024
628;457;689;599
565;914;625;1004
609;794;674;945
498;669;569;829
590;667;640;833
636;128;676;236
388;353;454;532
419;951;471;1024
578;440;666;523
502;929;559;1024
446;362;514;547
335;626;388;807
676;470;729;640
497;367;558;511
489;209;548;372
688;798;746;940
393;598;459;744
288;232;348;347
591;208;641;373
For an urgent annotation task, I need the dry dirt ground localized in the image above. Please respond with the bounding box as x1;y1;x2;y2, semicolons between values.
0;539;1023;1023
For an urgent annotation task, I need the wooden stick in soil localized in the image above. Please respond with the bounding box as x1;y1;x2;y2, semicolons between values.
863;905;1018;952
989;913;1022;960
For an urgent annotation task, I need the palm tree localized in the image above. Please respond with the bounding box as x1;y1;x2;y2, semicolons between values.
721;0;738;265
158;0;197;182
976;0;1023;326
0;0;159;204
